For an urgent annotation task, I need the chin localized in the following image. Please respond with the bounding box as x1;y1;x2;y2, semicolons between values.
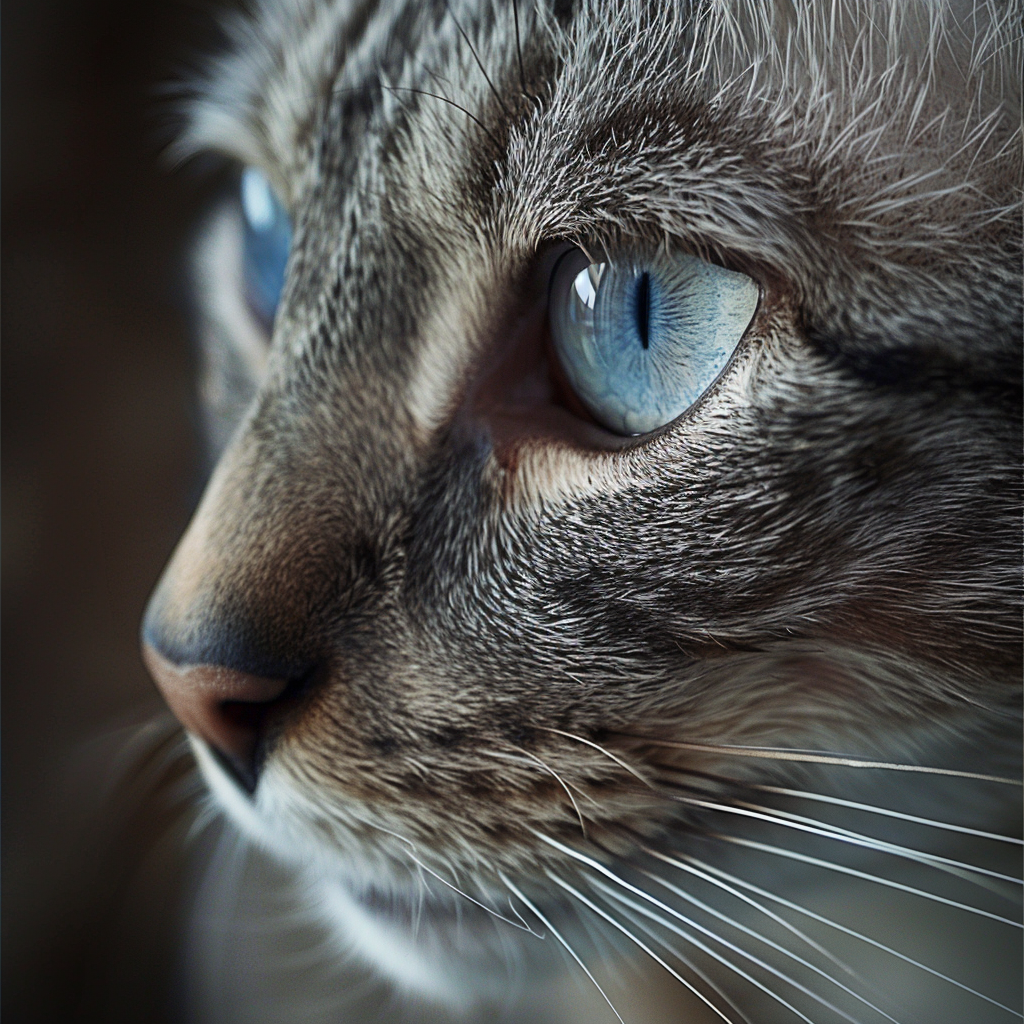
191;736;567;1009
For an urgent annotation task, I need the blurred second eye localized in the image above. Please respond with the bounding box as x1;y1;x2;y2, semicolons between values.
241;167;292;325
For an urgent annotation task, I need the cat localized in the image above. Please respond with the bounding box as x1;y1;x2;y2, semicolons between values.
141;0;1022;1020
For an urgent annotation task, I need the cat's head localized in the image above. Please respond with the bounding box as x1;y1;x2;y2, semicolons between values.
143;0;1021;1002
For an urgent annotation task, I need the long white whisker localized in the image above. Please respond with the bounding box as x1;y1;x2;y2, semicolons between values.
753;785;1024;845
636;865;905;1024
711;832;1024;928
531;829;864;1024
643;846;861;978
499;873;626;1024
342;810;544;936
537;726;655;787
411;860;426;938
507;744;591;838
404;853;544;936
673;793;1022;892
506;895;545;937
485;749;604;810
687;855;1024;1019
587;874;820;1024
734;797;1022;890
616;736;1022;785
606;900;760;1024
483;749;602;811
544;870;740;1024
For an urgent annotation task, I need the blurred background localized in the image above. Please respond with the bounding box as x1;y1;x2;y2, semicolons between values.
3;1;214;1018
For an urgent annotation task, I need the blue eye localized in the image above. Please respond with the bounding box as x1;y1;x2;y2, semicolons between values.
241;167;292;324
549;250;758;435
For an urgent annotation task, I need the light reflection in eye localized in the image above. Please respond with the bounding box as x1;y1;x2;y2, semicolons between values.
573;265;599;307
241;167;276;231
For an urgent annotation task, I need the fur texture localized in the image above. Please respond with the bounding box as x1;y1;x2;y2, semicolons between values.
147;0;1021;1019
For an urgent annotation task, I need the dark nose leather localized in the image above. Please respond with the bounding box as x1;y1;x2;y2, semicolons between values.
143;642;291;793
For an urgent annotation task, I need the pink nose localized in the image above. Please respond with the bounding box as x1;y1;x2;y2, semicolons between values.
142;642;290;791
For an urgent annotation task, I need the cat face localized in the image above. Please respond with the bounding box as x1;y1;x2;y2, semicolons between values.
143;0;1021;1009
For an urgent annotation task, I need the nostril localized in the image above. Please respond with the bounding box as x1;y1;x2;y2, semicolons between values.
220;698;275;732
209;701;276;793
141;641;308;794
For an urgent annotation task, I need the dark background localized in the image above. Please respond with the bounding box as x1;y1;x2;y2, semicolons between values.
3;1;217;1018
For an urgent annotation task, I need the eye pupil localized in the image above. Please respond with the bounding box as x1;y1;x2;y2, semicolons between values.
635;271;651;350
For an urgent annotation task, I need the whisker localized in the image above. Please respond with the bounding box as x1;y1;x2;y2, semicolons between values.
636;865;905;1024
484;749;604;811
384;25;456;94
511;0;532;102
734;797;1021;891
613;735;1022;786
712;832;1024;928
608;900;759;1024
381;86;502;149
648;760;779;794
587;875;820;1024
441;0;510;117
499;873;626;1024
687;855;1024;1019
504;744;592;838
411;861;426;938
752;785;1024;845
544;869;741;1024
536;727;655;787
506;895;545;938
342;811;544;936
669;793;1022;893
649;767;1022;902
401;853;545;937
532;829;865;1024
643;846;861;979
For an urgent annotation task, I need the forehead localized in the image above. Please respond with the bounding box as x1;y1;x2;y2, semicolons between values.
185;0;1020;254
181;0;1020;384
181;0;1018;189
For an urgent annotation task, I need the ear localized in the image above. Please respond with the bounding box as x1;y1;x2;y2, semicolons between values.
191;197;272;467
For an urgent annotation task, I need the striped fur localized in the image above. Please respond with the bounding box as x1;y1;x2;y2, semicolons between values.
150;0;1021;1019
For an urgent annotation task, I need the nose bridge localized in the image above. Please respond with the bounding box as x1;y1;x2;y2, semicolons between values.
144;390;412;676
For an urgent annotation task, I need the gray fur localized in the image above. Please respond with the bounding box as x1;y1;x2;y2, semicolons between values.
150;0;1021;1018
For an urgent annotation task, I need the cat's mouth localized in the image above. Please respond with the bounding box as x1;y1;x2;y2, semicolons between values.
312;865;566;1003
191;737;548;933
348;880;477;927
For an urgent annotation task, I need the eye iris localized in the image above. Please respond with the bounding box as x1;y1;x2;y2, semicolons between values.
549;250;758;435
